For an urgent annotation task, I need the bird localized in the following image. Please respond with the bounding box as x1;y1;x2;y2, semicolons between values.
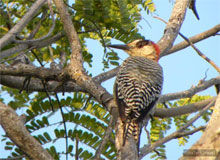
108;39;163;148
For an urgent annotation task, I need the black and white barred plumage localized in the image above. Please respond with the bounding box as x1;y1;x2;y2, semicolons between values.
114;56;163;145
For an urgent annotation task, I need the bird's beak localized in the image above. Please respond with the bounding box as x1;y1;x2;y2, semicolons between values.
107;44;130;50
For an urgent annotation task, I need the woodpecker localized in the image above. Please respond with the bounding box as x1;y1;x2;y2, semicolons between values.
108;39;163;147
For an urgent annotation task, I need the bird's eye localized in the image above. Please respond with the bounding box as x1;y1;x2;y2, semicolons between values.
136;40;150;48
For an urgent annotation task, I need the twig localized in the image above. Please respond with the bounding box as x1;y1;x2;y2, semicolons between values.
0;155;25;160
55;93;68;160
42;80;54;111
154;16;220;74
94;115;114;159
178;32;220;74
31;50;55;111
153;149;167;159
145;126;151;145
75;133;79;160
175;125;206;138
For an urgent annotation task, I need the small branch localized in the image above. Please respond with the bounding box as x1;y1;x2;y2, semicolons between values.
55;93;68;160
168;24;220;55
0;155;25;160
13;0;56;45
175;126;206;138
155;97;216;118
93;67;119;84
0;32;64;60
0;102;53;160
0;64;61;80
139;99;215;159
158;76;220;103
0;0;47;50
178;32;220;74
94;115;114;159
154;16;220;74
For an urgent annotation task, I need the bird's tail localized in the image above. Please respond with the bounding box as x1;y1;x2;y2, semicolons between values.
123;119;140;146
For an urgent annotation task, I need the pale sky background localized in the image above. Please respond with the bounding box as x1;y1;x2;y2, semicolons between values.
0;0;220;159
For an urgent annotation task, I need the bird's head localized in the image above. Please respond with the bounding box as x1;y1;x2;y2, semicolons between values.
107;39;160;61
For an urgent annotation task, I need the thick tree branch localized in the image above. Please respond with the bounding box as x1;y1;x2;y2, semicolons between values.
157;0;189;57
52;0;114;110
1;63;219;118
0;64;61;80
0;0;47;50
0;102;53;160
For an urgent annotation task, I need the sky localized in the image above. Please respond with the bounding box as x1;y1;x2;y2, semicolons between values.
1;0;220;159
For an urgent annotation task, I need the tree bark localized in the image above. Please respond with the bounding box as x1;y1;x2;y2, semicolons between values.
179;93;220;160
0;102;53;160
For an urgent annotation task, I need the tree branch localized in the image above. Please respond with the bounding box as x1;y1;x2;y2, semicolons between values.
94;115;115;159
179;93;220;160
0;64;61;80
0;102;53;160
52;0;114;110
0;32;64;60
158;76;220;103
0;0;47;50
157;0;189;57
155;97;216;118
168;24;220;55
139;99;215;159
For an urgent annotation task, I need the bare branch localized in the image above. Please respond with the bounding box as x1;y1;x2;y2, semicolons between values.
0;32;64;60
93;67;119;84
139;99;215;159
154;16;220;73
158;76;220;103
175;126;206;138
155;97;216;118
0;0;47;50
13;0;56;45
0;64;61;80
178;32;220;74
94;115;114;159
179;93;220;160
168;24;220;55
157;0;189;56
0;102;53;160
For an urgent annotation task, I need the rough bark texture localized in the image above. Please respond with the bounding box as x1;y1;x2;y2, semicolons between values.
179;93;220;160
0;102;53;160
